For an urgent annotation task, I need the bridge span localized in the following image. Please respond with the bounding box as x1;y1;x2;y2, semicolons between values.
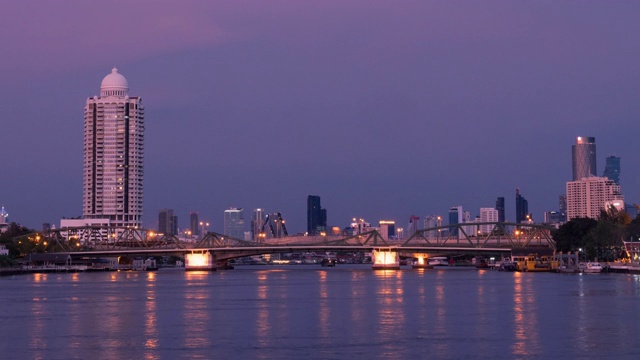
17;222;555;270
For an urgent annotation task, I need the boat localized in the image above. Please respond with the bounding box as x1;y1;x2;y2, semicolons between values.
499;258;517;272
428;257;449;267
580;262;603;273
513;254;556;272
320;258;337;267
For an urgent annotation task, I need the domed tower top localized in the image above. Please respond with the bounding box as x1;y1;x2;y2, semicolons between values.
100;67;129;97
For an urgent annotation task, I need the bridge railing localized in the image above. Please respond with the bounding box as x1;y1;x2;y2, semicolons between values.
20;222;554;254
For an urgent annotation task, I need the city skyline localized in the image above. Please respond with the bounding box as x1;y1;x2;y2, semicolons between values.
2;2;640;233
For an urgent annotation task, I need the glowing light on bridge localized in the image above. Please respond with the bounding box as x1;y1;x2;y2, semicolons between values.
371;249;400;270
185;252;214;271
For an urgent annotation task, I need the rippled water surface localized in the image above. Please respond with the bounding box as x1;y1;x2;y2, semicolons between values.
2;266;640;359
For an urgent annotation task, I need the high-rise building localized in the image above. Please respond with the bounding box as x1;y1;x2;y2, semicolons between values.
158;209;177;235
572;136;597;180
224;208;245;239
378;220;396;241
479;208;499;234
407;215;421;235
307;195;327;236
449;206;463;237
189;212;199;237
495;197;505;222
566;177;623;221
515;188;529;223
544;211;565;226
559;195;567;214
603;155;621;185
252;208;266;241
423;215;441;240
83;68;144;228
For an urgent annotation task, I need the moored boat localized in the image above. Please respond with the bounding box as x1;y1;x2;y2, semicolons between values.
320;258;337;267
428;257;449;267
581;262;603;273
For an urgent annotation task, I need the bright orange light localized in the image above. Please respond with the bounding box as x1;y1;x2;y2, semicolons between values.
185;253;211;268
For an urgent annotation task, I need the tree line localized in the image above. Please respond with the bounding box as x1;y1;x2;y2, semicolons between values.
552;207;640;262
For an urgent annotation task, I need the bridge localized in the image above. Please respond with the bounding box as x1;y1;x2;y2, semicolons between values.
15;222;555;270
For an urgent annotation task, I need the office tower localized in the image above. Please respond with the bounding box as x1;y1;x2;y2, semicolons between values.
566;177;623;221
189;212;199;236
423;215;440;240
252;208;266;241
83;68;144;228
407;215;420;235
544;211;565;226
224;208;245;239
572;136;597;180
378;220;396;241
559;195;567;214
449;206;463;237
603;155;621;185
495;197;505;222
158;209;177;235
515;188;529;223
479;208;498;235
307;195;327;236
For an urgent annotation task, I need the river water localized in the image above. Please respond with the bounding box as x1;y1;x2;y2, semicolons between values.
1;265;640;359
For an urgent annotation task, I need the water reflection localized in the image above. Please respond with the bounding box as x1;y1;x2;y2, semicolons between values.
434;270;448;357
349;270;367;339
144;272;159;360
475;270;488;354
511;273;539;356
29;292;46;359
255;271;271;351
375;270;405;360
318;271;330;345
183;271;211;352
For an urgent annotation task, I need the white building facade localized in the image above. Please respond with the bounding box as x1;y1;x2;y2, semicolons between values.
566;176;623;221
83;68;144;229
479;208;499;235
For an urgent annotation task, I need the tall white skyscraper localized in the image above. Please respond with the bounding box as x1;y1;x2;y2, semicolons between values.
566;177;623;221
83;68;144;228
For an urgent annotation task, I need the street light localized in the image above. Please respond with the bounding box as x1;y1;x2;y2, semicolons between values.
199;221;210;238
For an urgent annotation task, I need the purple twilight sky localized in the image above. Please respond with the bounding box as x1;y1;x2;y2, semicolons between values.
1;0;640;233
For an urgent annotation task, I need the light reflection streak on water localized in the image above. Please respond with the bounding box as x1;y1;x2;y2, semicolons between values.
375;270;405;360
416;270;428;338
574;274;592;353
33;273;47;284
349;271;366;336
144;272;159;360
255;272;271;350
475;270;488;354
512;272;525;355
29;292;46;359
68;277;82;355
434;270;448;358
318;271;330;345
183;271;211;352
511;272;539;356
